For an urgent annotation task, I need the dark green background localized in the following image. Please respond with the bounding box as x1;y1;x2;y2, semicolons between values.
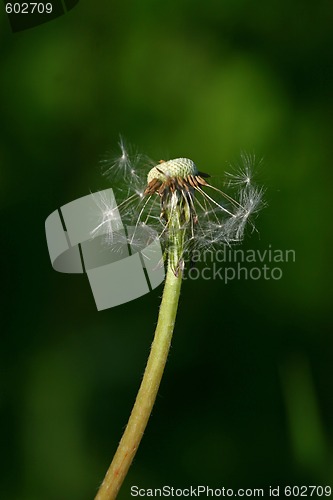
1;1;332;499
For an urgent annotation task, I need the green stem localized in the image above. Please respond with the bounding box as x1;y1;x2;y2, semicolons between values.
95;261;183;500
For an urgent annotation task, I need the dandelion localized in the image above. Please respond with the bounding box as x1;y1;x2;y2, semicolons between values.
94;141;264;500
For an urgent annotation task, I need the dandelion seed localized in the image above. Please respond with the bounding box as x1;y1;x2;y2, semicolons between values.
90;189;124;244
101;136;149;197
226;152;262;188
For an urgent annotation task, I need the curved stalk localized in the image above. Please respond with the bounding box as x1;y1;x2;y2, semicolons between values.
95;261;183;499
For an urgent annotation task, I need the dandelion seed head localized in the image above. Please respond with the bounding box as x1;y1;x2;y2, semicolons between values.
96;141;265;271
147;158;198;184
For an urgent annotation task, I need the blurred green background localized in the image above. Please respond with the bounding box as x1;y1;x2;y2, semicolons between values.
1;1;333;498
